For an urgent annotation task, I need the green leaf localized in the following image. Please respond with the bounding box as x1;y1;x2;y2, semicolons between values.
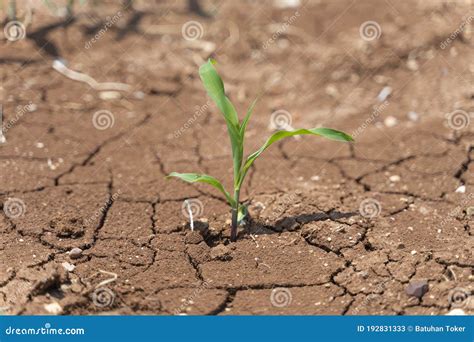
199;60;242;188
237;204;248;224
238;128;353;187
239;95;260;137
199;60;239;127
167;172;235;207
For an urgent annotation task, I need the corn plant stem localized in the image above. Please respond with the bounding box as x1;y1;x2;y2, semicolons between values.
230;189;240;242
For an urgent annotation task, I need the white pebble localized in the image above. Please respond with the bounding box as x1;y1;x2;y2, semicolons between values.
62;262;75;272
389;175;401;182
384;116;398;127
377;86;392;102
455;185;466;193
99;91;122;100
44;302;63;315
446;309;466;315
407;111;419;121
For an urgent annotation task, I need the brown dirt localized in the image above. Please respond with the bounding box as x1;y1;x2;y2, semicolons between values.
0;0;473;315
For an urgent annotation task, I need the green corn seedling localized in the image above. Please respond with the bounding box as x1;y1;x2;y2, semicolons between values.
168;60;353;242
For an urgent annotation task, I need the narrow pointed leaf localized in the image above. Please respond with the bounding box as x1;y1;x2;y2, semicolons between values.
199;60;242;186
238;128;353;187
167;172;235;207
240;95;260;137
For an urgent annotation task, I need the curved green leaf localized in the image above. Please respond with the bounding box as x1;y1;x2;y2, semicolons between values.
238;128;353;187
167;172;235;207
240;95;260;137
199;60;242;187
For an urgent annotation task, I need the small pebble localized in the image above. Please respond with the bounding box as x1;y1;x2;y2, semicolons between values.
133;91;145;100
389;175;401;182
384;116;398;127
455;185;466;193
69;247;83;259
377;86;392;102
466;207;474;217
446;308;466;315
406;58;419;71
405;280;429;298
44;302;63;315
99;91;121;100
407;111;419;121
62;262;75;272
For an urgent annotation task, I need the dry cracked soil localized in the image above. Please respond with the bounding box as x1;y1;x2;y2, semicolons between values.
0;0;473;315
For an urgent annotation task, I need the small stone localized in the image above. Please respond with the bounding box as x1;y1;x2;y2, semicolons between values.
397;243;405;249
411;250;417;255
210;244;231;261
466;207;474;217
61;262;75;272
446;308;466;315
405;280;429;298
99;91;122;100
406;58;419;71
69;247;83;260
35;142;45;148
455;185;466;193
384;116;398;127
407;111;419;121
44;302;63;315
185;231;204;244
133;91;145;100
27;103;38;112
389;175;401;182
377;86;392;102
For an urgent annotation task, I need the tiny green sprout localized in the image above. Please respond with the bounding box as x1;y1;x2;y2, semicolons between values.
168;59;353;242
